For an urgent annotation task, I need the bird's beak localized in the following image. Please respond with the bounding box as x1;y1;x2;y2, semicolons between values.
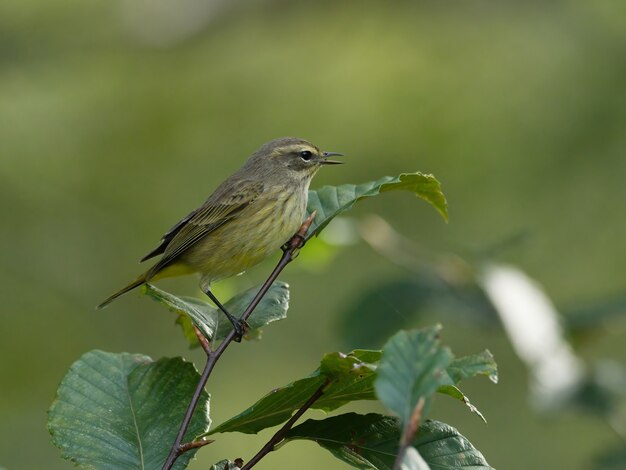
321;151;344;165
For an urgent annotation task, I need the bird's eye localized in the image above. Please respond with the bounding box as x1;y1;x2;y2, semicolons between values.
299;150;313;161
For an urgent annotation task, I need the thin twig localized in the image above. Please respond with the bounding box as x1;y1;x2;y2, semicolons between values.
393;397;425;470
178;438;214;453
193;325;212;355
162;212;317;470
241;380;328;470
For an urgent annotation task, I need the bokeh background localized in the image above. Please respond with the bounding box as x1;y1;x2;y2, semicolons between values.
1;0;625;469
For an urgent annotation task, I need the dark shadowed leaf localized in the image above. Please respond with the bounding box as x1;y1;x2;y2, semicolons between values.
284;413;492;469
48;350;210;470
592;445;626;470
375;326;453;424
208;350;380;435
307;173;448;239
338;275;499;351
142;281;289;345
338;279;434;349
562;293;626;336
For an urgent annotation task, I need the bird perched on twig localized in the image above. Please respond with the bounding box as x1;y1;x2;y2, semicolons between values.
98;137;343;338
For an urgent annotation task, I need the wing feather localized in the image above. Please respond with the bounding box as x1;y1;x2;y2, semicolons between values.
139;207;199;262
143;180;264;275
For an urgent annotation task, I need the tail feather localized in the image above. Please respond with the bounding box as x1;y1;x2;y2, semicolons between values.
97;275;147;309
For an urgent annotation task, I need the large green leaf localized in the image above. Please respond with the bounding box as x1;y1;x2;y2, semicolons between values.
48;350;210;470
208;350;380;435
306;173;448;239
375;326;453;424
284;413;492;469
142;281;289;345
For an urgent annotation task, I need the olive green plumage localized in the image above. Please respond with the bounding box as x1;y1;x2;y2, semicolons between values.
98;137;342;309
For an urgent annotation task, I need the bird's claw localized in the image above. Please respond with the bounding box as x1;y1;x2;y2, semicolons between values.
232;319;250;342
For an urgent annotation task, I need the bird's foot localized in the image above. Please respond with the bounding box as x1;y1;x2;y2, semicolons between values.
231;318;250;343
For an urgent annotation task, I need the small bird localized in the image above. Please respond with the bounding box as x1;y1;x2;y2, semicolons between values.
98;137;342;336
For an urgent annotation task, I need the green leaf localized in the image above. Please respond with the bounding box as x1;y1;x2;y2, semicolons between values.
437;385;487;423
375;326;453;424
209;374;327;436
142;281;289;345
210;461;229;470
286;413;397;469
209;350;380;435
48;350;210;470
284;413;492;469
446;350;498;384
210;460;242;470
143;284;216;346
306;172;448;239
316;350;381;411
411;419;491;469
215;281;290;340
437;350;497;423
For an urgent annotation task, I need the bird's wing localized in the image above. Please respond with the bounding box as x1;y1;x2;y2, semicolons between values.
142;180;265;273
139;208;200;262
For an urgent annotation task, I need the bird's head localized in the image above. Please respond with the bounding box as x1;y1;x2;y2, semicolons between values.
249;137;343;178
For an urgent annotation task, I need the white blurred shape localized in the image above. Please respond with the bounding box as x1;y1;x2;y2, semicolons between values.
400;447;431;470
320;216;359;246
480;264;585;407
120;0;227;46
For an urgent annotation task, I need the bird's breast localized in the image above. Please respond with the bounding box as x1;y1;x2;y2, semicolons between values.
182;186;308;282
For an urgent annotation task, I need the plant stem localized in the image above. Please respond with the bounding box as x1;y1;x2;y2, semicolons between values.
161;212;317;470
241;381;328;470
193;325;212;355
393;397;425;470
178;438;214;453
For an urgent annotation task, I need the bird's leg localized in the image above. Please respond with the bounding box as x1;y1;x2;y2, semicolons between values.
203;288;248;342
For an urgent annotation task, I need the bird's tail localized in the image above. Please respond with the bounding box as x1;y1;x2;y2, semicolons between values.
97;274;147;309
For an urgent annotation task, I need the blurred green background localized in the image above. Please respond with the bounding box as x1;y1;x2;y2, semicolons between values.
1;0;625;468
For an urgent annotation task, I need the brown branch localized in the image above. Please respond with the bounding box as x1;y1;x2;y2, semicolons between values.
241;380;328;470
193;325;212;355
393;397;425;470
161;212;317;470
178;438;214;453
